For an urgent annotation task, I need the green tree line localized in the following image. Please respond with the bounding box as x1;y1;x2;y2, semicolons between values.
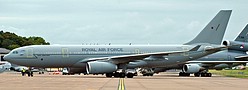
0;31;50;50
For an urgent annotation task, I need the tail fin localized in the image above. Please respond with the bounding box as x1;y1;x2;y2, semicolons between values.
235;24;248;42
185;10;232;45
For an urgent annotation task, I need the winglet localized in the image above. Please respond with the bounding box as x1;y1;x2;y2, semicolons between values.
189;45;201;51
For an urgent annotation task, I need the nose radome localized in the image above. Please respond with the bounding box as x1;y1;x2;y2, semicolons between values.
3;55;10;61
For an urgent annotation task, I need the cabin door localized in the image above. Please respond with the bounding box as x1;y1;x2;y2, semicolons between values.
62;48;69;57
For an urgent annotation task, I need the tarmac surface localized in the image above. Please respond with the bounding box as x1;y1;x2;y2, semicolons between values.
0;71;248;90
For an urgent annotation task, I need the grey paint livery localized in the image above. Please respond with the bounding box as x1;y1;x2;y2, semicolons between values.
153;24;248;74
3;10;232;75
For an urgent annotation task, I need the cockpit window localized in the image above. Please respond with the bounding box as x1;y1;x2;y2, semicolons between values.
12;51;18;54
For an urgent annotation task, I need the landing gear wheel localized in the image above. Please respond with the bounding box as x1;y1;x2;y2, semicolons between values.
126;73;134;78
179;72;190;76
200;73;212;77
206;73;212;77
114;73;120;77
194;73;200;77
106;73;113;78
179;72;183;76
120;73;125;78
201;73;207;77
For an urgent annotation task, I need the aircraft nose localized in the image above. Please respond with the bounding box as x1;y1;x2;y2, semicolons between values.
3;54;11;61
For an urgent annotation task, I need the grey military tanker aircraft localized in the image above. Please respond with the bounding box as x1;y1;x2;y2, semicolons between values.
143;24;248;77
4;10;231;78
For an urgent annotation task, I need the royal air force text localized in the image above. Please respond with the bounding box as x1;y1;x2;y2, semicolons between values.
82;48;123;52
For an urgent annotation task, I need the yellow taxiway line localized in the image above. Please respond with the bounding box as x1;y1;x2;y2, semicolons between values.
118;78;126;90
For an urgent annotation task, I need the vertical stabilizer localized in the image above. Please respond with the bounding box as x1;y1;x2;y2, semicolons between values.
235;24;248;42
185;10;232;45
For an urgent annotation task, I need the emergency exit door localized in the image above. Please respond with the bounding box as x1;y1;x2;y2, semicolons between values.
62;48;69;57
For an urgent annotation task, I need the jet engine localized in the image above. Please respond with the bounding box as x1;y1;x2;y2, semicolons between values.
183;64;204;73
86;61;117;74
223;40;248;52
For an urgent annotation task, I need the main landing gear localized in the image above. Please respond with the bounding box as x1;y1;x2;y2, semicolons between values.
105;72;135;78
179;72;190;76
194;72;212;77
140;68;154;76
105;69;137;78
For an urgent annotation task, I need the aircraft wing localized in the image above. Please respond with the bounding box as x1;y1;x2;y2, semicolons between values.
80;45;202;63
81;51;190;63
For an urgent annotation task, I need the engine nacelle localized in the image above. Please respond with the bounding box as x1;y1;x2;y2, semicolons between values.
223;40;248;52
86;61;117;74
213;64;229;70
183;64;203;73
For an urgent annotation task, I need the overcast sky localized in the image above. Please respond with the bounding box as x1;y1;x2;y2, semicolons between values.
0;0;248;45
